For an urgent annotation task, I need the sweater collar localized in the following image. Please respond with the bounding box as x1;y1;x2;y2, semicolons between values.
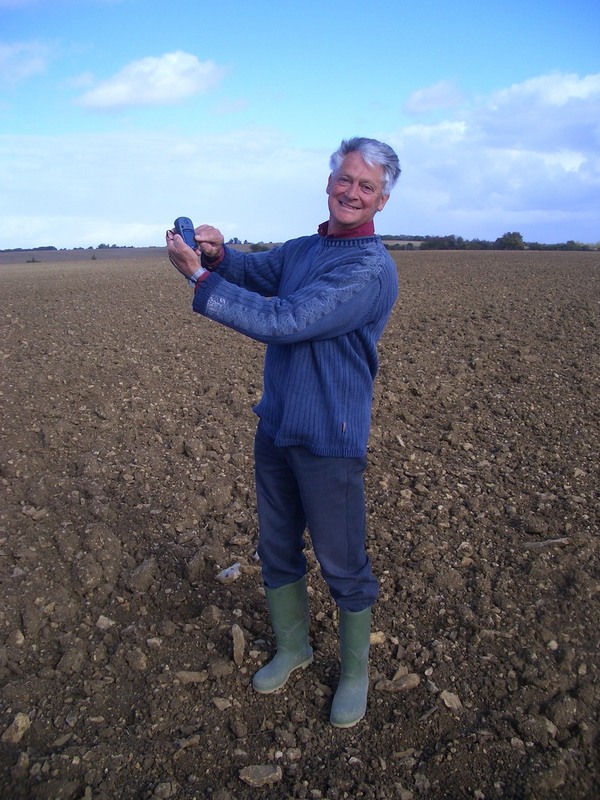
317;220;375;238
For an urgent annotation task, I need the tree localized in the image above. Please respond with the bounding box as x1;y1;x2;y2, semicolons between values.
495;231;524;250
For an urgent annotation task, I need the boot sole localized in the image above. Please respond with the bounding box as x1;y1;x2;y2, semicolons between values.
253;655;314;694
330;714;365;728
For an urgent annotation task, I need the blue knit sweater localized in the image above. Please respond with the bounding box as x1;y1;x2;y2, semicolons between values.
192;233;398;457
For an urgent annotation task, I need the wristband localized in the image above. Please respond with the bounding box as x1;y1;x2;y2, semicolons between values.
187;266;208;287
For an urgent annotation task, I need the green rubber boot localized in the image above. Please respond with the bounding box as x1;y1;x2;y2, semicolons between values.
330;606;371;728
252;577;313;694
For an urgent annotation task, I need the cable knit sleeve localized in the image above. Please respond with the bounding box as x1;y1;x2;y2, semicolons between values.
193;237;396;345
209;243;287;296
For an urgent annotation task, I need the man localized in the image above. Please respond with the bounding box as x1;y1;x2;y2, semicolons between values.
166;137;401;727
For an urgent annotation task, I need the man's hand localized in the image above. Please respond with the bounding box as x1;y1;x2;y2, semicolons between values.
166;224;224;278
166;228;200;279
194;225;225;261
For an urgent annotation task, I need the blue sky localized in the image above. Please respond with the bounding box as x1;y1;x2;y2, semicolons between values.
1;0;599;249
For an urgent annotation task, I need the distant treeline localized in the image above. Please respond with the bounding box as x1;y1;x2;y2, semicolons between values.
1;245;61;253
381;232;597;251
0;244;135;253
2;232;597;253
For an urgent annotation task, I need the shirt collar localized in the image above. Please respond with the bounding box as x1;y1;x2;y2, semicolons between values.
317;220;376;238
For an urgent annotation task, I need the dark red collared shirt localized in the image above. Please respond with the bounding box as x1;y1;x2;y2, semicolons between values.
317;220;376;238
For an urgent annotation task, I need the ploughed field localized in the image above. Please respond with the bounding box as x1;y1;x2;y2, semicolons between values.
1;249;599;800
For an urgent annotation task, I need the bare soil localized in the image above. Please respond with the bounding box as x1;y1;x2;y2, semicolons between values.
1;249;599;800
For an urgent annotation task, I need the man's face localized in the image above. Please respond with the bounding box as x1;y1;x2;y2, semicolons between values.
326;151;389;234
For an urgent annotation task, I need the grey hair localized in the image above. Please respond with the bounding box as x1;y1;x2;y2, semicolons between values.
329;137;401;195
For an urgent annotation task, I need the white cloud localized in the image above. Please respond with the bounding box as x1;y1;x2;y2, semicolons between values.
383;71;600;242
0;41;51;85
401;120;467;145
0;129;326;249
491;71;600;107
77;51;226;109
479;76;600;152
1;71;599;249
404;80;465;115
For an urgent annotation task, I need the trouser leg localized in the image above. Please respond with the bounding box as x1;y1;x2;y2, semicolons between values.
285;443;378;611
254;423;377;609
254;424;308;588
